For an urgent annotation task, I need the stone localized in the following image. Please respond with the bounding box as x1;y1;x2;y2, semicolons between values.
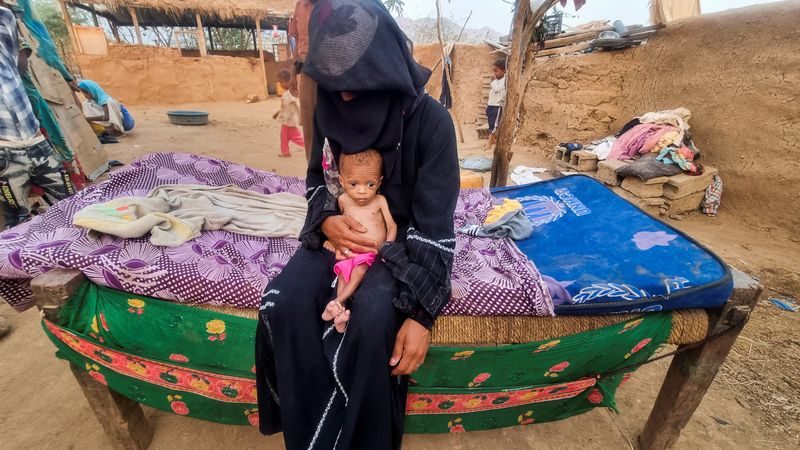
663;167;718;199
595;159;629;186
664;190;706;215
621;176;665;198
245;94;260;104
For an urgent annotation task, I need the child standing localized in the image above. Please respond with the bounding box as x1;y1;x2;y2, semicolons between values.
486;58;507;148
272;68;304;157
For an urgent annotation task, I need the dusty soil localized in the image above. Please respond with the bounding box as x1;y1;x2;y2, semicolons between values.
0;101;798;449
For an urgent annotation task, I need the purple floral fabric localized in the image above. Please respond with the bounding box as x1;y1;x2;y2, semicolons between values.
0;153;552;316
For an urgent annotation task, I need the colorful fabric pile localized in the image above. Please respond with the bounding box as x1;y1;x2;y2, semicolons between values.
0;153;552;317
608;108;699;175
43;281;671;432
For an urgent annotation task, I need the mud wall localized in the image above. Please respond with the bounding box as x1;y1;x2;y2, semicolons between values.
414;43;498;125
519;2;800;230
76;45;265;105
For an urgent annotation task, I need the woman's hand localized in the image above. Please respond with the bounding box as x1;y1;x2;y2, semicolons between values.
321;215;378;255
390;318;430;376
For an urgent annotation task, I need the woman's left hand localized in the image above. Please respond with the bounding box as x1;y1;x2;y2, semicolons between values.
389;318;430;376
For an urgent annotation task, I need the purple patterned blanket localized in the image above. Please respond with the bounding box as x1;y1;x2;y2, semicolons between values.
0;153;552;316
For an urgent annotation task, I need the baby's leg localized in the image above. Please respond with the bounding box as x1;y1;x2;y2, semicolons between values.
321;275;347;321
333;265;369;333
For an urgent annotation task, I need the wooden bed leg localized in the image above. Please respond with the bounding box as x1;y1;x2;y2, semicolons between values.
639;269;762;450
70;364;153;450
32;269;154;450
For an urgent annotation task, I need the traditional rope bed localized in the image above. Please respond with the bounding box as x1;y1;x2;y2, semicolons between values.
0;153;760;449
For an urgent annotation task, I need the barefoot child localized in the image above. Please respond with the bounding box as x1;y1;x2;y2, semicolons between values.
272;69;304;157
322;149;396;332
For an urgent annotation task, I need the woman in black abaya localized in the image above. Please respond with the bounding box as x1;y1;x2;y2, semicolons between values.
255;1;459;448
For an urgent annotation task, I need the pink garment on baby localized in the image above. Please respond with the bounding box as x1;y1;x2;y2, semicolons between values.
333;252;377;283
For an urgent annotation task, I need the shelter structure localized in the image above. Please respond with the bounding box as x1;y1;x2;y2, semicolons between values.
59;0;295;100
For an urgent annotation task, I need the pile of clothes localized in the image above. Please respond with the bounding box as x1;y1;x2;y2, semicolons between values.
608;108;699;176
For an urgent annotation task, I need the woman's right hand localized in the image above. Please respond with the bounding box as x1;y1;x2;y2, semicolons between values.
321;215;378;255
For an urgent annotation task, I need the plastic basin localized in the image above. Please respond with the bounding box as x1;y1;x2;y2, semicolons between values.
167;110;209;126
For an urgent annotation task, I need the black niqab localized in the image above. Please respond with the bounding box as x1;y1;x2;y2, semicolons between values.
303;0;431;182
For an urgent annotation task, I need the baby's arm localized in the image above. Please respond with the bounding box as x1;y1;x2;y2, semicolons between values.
379;195;397;242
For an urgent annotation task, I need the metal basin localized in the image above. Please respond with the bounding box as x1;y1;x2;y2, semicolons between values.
167;110;209;126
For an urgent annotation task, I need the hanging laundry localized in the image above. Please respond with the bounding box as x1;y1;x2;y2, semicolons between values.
559;0;587;11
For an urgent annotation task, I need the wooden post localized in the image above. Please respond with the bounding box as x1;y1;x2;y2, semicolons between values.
33;269;154;450
434;0;464;144
255;17;269;97
57;0;82;55
195;13;207;56
640;268;762;450
490;0;554;187
89;4;99;27
128;7;142;45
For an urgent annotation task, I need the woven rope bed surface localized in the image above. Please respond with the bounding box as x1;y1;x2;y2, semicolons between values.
198;305;709;346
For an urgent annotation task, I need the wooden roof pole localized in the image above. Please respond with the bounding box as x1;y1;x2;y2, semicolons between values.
435;0;464;144
195;13;207;56
255;17;269;97
57;0;82;55
490;0;555;187
129;7;142;45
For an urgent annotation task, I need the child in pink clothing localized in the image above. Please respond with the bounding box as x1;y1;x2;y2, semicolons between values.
272;69;304;157
321;150;397;332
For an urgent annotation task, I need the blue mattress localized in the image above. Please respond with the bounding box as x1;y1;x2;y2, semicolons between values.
492;175;733;315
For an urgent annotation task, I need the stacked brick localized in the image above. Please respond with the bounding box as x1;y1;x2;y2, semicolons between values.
594;159;717;217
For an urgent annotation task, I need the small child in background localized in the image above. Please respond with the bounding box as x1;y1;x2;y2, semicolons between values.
272;68;304;157
485;58;507;148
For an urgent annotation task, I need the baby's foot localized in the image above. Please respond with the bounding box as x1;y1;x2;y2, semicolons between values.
321;300;342;322
334;309;350;333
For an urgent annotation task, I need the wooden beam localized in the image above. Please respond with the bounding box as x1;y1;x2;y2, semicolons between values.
640;268;762;450
536;41;591;58
32;269;153;450
195;13;207;56
490;0;552;186
128;7;142;45
57;0;82;55
70;364;153;450
435;0;464;144
543;26;613;48
255;18;269;97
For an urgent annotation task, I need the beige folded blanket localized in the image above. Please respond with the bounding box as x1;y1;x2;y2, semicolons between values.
73;184;307;247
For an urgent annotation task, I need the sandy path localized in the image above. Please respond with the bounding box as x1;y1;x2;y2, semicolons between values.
0;101;796;449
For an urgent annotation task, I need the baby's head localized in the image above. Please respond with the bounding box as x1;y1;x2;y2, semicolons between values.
338;149;383;206
277;68;292;91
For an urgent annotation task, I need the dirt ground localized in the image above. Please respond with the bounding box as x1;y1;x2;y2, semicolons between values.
0;100;798;449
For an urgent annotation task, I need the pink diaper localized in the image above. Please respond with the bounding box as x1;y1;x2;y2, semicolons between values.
333;252;377;283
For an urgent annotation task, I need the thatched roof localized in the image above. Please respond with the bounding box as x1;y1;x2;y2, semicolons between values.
72;0;295;20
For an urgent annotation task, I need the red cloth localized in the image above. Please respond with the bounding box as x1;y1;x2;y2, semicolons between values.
280;125;305;156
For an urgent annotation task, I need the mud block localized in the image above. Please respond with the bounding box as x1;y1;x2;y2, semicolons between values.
553;147;568;162
644;176;670;185
663;167;718;200
595;160;628;186
570;150;599;172
664;190;705;214
611;187;661;215
460;172;485;189
621;176;665;198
